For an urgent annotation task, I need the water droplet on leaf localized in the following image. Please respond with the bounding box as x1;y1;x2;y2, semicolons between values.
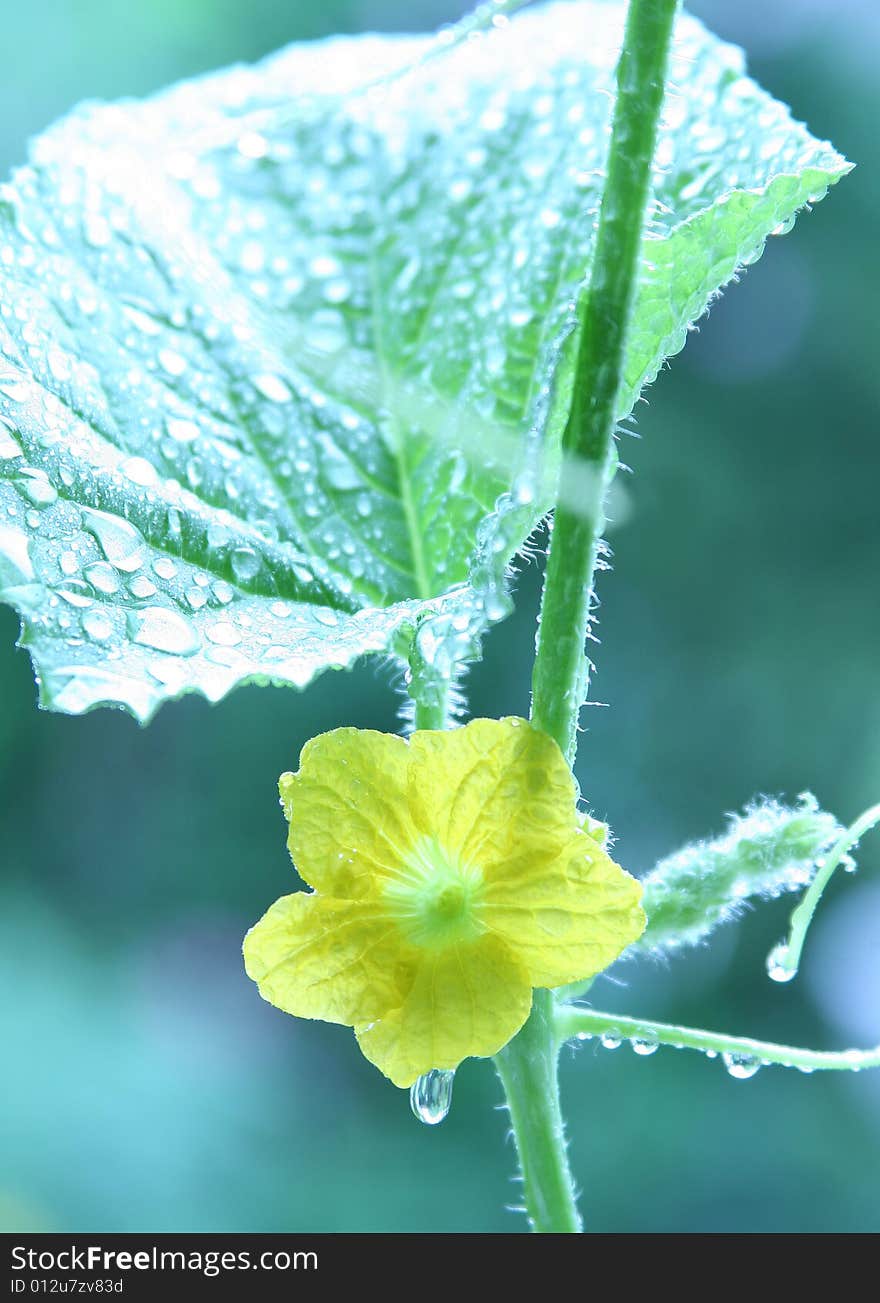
81;508;147;572
131;606;200;655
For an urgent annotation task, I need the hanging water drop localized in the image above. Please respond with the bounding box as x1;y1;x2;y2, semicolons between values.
630;1035;659;1056
722;1052;762;1080
765;941;796;983
600;1029;623;1050
410;1069;455;1125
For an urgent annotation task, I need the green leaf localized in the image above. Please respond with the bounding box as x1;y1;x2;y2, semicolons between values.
0;1;850;720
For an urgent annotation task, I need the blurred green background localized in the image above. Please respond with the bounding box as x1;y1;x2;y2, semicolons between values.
1;0;878;1234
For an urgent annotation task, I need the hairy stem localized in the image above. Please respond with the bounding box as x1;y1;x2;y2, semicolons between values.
498;0;679;1235
411;680;454;730
555;1005;880;1072
531;0;678;764
494;991;582;1233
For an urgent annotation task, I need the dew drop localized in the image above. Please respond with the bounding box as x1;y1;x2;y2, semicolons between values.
17;469;58;508
0;423;23;460
600;1030;623;1050
253;372;292;404
0;525;34;580
206;620;241;647
81;508;147;572
0;368;31;402
153;557;177;581
238;131;268;159
207;522;230;549
309;253;342;279
231;546;260;582
410;1069;455;1126
766;941;796;984
722;1052;762;1080
84;561;120;595
165;416;199;444
122;455;158;488
323;278;351;305
82;610;114;642
213;580;234;605
159;348;187;378
631;1035;659;1056
484;590;508;622
131;606;200;655
305;310;346;354
130;575;157;600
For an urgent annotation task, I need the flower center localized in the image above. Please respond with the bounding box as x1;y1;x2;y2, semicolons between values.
384;836;484;948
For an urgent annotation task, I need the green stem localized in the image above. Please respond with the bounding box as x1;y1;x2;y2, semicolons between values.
411;679;453;730
775;801;880;980
496;0;679;1236
531;0;679;764
494;991;582;1233
555;1005;880;1073
407;628;459;730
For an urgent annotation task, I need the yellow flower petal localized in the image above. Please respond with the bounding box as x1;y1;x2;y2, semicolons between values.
354;935;532;1087
244;891;416;1026
281;727;416;898
482;832;645;987
407;717;578;868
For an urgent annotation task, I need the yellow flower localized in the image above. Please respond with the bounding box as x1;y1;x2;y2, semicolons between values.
244;717;644;1087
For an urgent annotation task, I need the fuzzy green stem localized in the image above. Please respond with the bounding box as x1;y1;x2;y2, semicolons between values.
412;685;452;731
406;619;461;730
494;991;582;1233
555;1005;880;1072
531;0;678;764
496;0;679;1237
